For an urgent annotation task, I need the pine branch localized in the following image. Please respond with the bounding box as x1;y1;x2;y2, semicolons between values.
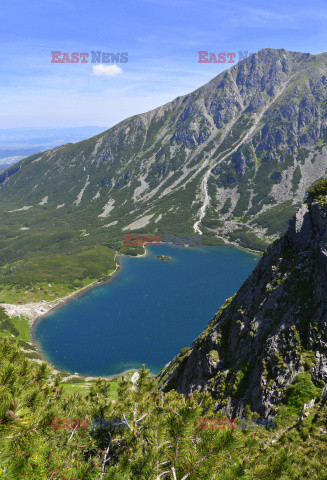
5;427;38;439
67;425;79;443
157;471;170;479
122;413;131;430
101;433;112;478
137;413;148;423
80;463;96;480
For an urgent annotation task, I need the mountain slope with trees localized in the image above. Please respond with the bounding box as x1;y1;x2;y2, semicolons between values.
2;49;327;301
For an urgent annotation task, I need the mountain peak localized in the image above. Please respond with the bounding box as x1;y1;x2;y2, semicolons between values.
1;48;327;289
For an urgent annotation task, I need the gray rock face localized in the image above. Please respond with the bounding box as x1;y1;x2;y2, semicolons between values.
287;204;312;251
159;201;327;417
322;385;327;401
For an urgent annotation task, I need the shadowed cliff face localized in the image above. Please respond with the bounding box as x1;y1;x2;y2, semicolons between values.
158;199;327;417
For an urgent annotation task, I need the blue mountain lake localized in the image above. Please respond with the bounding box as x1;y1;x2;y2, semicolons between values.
33;245;258;376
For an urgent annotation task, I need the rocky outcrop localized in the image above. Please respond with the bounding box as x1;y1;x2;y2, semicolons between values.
286;203;312;250
159;199;327;417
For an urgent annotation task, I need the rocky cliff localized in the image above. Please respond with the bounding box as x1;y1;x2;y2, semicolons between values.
159;194;327;417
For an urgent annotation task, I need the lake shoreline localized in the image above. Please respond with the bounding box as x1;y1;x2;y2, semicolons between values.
0;247;151;378
2;242;259;378
28;248;152;377
30;246;149;329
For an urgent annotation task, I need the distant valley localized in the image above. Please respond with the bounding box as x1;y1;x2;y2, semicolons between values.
0;126;107;172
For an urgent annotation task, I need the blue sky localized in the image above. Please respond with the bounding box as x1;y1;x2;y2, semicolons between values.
1;0;327;128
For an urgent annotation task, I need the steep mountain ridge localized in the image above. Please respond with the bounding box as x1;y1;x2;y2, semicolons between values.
159;190;327;417
2;49;327;286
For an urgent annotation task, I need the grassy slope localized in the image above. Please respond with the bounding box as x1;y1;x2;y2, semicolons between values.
0;245;118;303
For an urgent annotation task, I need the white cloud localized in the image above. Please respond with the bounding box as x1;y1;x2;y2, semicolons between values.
92;64;123;76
